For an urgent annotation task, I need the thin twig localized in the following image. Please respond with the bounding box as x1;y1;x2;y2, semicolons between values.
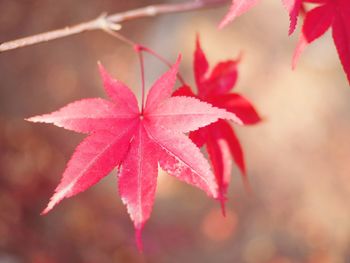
103;29;187;87
0;0;228;53
102;27;137;47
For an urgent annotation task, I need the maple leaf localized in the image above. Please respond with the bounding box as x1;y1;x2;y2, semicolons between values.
220;0;350;83
173;37;261;214
293;0;350;84
219;0;302;33
27;55;243;250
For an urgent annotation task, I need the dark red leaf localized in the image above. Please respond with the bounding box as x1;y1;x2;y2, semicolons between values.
173;37;260;212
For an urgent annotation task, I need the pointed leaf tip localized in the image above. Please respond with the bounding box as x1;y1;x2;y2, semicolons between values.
98;62;110;83
135;227;144;252
176;53;182;63
172;54;182;72
25;116;43;123
218;0;261;29
98;61;110;79
172;53;182;75
97;62;139;114
218;196;227;217
97;61;106;79
40;185;71;215
194;36;209;93
40;208;49;216
242;175;253;196
196;33;201;48
144;55;182;112
41;204;53;215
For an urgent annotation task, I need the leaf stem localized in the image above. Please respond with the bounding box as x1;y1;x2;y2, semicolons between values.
140;46;186;85
137;47;146;114
103;27;138;47
104;30;187;88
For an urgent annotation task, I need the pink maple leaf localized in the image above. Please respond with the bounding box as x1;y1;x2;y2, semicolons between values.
219;0;302;33
219;0;261;29
173;37;261;214
27;56;243;251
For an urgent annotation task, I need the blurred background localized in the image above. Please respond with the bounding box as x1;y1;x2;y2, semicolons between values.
1;0;350;262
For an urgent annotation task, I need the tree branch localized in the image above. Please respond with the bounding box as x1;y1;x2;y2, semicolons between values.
0;0;228;53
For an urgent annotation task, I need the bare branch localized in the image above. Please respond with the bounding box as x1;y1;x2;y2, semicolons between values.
0;0;228;53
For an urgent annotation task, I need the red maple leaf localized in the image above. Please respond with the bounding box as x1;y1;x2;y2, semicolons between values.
220;0;350;84
27;56;243;250
293;0;350;84
173;37;261;214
